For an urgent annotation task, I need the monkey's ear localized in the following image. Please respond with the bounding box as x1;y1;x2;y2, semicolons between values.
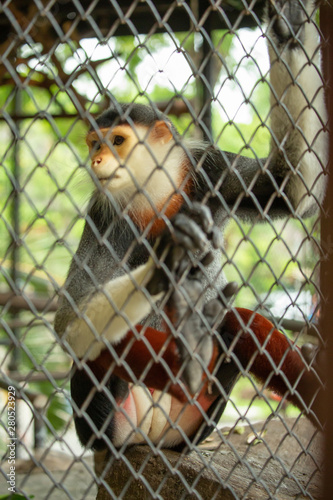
149;120;173;145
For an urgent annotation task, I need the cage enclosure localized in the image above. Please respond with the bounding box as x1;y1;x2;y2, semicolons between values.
0;1;330;499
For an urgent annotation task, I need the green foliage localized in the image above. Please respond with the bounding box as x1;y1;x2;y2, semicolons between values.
224;216;319;309
221;376;301;426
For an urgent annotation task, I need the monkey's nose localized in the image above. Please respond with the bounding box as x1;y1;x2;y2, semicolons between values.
92;157;102;169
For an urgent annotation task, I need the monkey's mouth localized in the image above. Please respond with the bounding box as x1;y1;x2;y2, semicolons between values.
98;174;120;182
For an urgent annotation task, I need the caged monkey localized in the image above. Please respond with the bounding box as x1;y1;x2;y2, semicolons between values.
55;0;327;452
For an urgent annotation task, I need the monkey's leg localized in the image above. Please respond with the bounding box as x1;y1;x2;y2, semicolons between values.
167;274;324;426
87;325;187;402
221;308;324;426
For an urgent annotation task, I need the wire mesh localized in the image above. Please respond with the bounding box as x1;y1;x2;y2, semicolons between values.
0;0;329;499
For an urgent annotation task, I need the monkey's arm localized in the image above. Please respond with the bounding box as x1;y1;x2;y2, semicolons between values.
60;258;163;360
199;0;327;219
56;206;216;362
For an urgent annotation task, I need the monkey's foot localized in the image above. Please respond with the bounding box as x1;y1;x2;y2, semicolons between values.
147;203;222;295
300;343;325;426
171;280;238;395
268;0;310;45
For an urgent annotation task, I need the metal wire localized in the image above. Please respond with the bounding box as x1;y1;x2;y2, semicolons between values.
0;1;329;499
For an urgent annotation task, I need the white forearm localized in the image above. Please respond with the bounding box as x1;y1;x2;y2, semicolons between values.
64;258;163;360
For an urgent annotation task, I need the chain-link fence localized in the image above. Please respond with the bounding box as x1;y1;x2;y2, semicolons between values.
0;1;331;499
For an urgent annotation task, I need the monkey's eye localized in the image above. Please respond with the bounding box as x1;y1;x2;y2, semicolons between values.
91;141;101;151
113;135;125;146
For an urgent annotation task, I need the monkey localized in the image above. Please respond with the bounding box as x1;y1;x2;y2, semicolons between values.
54;0;327;452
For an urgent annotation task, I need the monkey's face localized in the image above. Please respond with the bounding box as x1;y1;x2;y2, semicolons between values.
86;125;137;189
86;121;185;209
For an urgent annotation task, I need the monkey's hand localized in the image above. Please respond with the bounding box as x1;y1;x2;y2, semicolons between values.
146;203;222;295
300;342;325;426
301;343;326;378
146;203;237;394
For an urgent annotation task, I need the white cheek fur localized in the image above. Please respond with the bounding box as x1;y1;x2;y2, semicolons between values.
103;132;185;212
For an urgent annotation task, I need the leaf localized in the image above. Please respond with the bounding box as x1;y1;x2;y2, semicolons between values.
246;429;267;445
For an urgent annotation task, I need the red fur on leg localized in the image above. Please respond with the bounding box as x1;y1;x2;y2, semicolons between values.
223;308;322;422
87;308;322;426
87;324;220;406
87;326;187;400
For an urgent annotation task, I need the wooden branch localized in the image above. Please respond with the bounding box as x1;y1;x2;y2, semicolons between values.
0;100;193;122
0;292;58;313
9;370;70;383
0;317;55;331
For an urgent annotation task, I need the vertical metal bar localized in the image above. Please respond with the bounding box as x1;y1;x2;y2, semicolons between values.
198;1;213;141
7;89;22;456
201;26;213;141
8;89;21;373
320;4;333;499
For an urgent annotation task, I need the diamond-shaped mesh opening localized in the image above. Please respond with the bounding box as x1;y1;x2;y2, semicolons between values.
0;0;330;499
